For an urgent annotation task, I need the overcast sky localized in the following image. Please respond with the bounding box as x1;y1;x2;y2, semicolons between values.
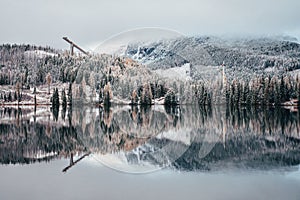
1;0;300;50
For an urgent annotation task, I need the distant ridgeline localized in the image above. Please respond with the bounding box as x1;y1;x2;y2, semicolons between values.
0;38;300;106
0;106;299;171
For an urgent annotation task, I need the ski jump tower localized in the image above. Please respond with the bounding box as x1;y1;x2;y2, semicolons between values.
62;37;88;56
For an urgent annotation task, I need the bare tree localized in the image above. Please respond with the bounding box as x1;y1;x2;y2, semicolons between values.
103;82;113;106
15;81;21;104
46;73;52;94
131;89;138;105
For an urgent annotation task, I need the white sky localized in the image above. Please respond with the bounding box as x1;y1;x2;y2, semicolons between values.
1;0;300;50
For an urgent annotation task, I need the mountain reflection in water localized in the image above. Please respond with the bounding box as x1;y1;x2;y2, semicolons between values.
0;105;299;173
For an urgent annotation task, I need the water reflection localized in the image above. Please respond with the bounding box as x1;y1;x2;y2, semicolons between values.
0;105;299;173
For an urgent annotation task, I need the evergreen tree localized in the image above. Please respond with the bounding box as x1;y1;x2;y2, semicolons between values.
68;82;72;106
298;83;300;107
225;86;230;105
207;91;212;106
230;82;235;106
203;87;208;105
8;92;12;102
251;89;258;105
274;82;281;105
103;83;113;107
99;88;103;104
52;88;60;109
140;83;153;105
235;82;241;105
241;84;248;105
61;88;67;110
34;94;37;106
279;75;286;103
263;82;270;105
164;89;177;105
267;81;275;105
14;91;17;101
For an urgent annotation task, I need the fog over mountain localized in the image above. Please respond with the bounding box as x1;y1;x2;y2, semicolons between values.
1;0;300;49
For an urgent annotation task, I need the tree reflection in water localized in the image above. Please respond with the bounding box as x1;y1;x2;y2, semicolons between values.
0;105;299;172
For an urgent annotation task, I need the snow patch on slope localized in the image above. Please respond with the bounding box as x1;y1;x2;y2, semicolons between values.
24;50;58;58
154;63;191;81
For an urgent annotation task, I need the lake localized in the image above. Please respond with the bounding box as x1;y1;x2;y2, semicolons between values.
0;105;300;200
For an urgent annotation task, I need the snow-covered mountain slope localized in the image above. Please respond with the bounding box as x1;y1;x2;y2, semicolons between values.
121;36;300;81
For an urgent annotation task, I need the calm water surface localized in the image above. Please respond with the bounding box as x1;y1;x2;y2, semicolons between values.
0;105;299;199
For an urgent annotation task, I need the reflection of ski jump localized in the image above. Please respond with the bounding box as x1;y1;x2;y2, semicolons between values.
62;152;90;173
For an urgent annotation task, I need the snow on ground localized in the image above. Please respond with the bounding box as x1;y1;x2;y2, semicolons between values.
192;65;221;81
289;69;300;78
24;50;58;58
0;83;68;106
154;63;191;81
153;97;165;105
264;67;276;72
112;97;131;105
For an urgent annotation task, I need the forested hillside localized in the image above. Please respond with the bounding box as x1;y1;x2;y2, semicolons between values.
1;37;300;107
